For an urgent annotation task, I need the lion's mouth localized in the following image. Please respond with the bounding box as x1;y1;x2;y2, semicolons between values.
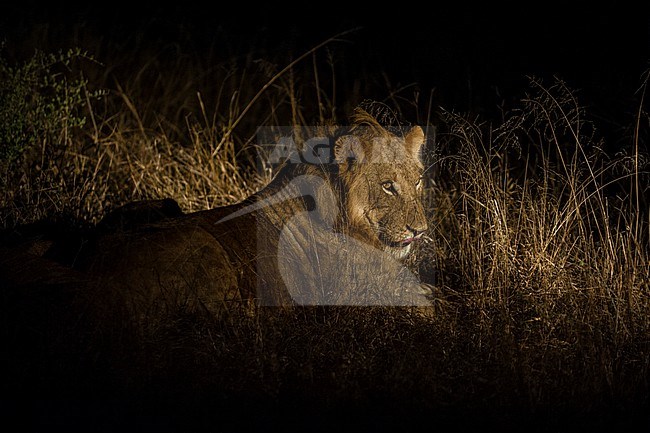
400;232;424;246
384;232;423;248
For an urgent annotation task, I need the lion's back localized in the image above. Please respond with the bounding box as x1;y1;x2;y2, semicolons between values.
77;214;246;320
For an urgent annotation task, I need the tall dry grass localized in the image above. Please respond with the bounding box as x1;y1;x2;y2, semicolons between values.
1;25;649;429
0;29;363;227
419;75;650;410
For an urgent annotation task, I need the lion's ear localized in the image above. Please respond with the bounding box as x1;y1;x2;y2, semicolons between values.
334;135;366;164
404;126;425;160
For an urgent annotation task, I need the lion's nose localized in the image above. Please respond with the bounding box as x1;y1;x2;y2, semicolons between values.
407;223;427;238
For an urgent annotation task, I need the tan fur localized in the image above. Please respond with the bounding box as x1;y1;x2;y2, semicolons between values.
73;108;431;318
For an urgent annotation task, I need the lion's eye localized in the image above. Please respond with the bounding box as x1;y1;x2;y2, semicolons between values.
382;181;396;195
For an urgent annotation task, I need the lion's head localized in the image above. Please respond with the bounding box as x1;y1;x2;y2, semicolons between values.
333;109;428;260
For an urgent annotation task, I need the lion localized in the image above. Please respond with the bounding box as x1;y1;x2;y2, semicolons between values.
66;107;432;320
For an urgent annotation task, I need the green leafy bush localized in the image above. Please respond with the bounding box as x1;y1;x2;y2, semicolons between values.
0;47;108;227
0;47;103;163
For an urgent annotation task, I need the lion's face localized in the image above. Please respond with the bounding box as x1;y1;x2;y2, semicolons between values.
335;124;428;260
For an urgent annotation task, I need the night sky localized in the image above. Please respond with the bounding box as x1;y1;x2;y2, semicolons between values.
1;3;649;138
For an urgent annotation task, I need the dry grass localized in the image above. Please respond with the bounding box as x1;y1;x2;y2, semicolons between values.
419;76;650;416
1;23;649;432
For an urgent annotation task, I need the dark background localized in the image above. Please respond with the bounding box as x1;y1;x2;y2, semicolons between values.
2;4;648;136
0;3;647;163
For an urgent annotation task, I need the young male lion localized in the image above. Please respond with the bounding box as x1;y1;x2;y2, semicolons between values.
3;107;433;321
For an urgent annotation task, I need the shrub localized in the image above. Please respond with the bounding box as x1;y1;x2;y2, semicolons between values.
0;47;106;227
0;47;103;163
